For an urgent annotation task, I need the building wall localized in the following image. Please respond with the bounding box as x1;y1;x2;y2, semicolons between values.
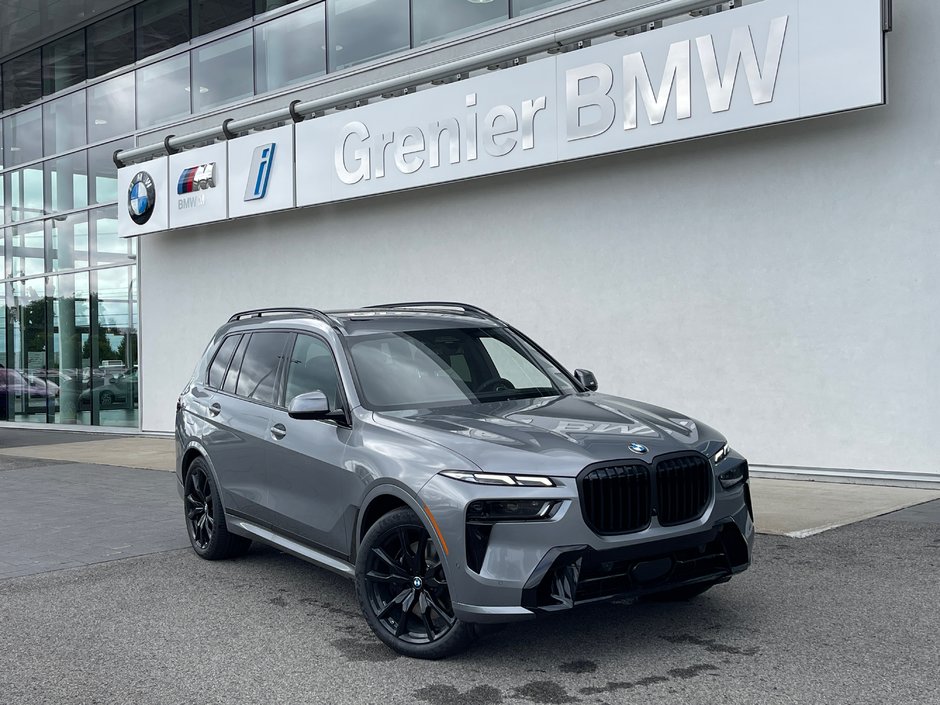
140;1;940;476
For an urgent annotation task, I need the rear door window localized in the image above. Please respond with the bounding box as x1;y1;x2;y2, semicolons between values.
235;332;291;405
207;335;241;389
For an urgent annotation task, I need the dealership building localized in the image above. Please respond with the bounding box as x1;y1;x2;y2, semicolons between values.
0;0;936;484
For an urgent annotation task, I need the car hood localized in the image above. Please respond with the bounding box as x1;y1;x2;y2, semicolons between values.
372;392;725;477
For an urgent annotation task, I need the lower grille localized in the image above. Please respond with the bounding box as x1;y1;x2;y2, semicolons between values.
656;454;712;525
580;463;650;534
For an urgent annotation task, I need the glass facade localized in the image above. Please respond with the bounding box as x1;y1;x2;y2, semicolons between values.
413;0;509;46
255;4;326;94
328;0;410;70
192;33;254;113
0;0;575;429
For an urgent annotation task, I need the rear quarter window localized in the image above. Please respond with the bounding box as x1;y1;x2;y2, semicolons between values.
207;335;241;389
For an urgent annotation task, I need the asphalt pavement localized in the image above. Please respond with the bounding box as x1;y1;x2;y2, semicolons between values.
1;454;938;705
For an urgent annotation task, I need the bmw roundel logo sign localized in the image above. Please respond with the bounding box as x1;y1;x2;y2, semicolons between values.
127;171;156;225
628;442;648;454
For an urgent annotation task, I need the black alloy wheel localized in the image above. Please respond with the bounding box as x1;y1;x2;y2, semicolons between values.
356;508;475;659
183;457;251;560
99;390;114;407
185;464;214;550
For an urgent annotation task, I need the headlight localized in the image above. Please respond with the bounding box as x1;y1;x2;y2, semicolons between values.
712;444;731;464
440;470;555;487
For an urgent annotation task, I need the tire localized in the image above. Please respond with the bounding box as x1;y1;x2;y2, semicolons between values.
183;457;251;560
646;581;717;602
355;507;475;659
99;391;114;407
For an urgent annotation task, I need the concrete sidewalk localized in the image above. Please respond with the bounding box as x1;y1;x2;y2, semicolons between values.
2;429;938;538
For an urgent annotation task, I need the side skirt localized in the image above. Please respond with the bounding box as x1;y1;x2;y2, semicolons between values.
227;515;355;579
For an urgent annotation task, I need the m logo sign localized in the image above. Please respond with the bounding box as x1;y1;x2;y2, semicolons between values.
177;163;217;194
245;143;276;201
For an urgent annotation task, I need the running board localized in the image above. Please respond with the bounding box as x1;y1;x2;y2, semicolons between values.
229;517;355;578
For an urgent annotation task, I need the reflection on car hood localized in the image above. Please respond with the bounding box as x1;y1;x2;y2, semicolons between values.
373;392;725;477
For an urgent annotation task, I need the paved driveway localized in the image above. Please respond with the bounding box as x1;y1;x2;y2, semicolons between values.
1;454;938;705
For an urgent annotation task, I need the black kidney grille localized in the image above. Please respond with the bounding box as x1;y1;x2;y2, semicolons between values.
656;454;712;526
580;464;651;534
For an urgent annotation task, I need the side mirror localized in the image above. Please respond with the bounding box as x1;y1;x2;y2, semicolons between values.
574;369;598;392
288;390;332;420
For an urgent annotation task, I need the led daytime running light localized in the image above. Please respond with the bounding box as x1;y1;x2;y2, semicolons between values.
441;470;555;487
712;444;731;464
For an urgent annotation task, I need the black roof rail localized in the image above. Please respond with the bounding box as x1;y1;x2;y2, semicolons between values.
227;308;337;327
365;301;504;323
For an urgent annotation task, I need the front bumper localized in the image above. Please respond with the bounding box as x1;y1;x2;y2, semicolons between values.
419;454;754;624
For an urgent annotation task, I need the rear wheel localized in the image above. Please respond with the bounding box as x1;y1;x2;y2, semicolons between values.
99;390;114;407
355;507;475;659
184;458;251;560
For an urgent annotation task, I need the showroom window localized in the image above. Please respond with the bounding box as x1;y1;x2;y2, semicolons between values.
87;73;136;144
87;9;136;79
42;30;86;96
255;3;327;94
47;212;90;272
9;222;45;279
136;0;191;60
192;31;254;112
4;107;43;168
328;0;410;71
44;151;89;214
136;54;191;129
413;0;509;45
0;265;138;427
9;166;44;222
193;0;254;37
43;91;87;155
3;49;42;111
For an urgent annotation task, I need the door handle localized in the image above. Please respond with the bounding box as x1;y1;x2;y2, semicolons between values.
270;423;287;440
208;402;221;417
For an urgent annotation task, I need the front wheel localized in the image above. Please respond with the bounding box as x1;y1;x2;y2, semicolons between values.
355;507;475;659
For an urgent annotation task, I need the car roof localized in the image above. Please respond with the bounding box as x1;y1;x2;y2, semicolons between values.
221;304;503;338
326;309;500;336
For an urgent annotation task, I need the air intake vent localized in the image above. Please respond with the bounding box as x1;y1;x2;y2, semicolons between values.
655;454;712;526
579;464;651;534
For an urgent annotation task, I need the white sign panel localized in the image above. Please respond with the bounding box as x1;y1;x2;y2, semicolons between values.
116;0;885;237
296;0;883;208
228;125;295;218
118;156;169;236
168;142;228;229
296;60;558;207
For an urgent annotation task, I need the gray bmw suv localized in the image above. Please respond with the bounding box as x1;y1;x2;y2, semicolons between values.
176;302;753;658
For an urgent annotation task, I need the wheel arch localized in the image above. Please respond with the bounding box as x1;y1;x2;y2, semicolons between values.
353;482;436;563
179;442;227;513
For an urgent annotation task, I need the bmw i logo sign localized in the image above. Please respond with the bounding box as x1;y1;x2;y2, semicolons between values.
628;442;648;454
127;171;156;225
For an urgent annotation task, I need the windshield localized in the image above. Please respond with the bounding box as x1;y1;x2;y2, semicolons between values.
347;326;577;411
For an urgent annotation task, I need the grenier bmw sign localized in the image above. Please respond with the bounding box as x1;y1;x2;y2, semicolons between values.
117;0;886;237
